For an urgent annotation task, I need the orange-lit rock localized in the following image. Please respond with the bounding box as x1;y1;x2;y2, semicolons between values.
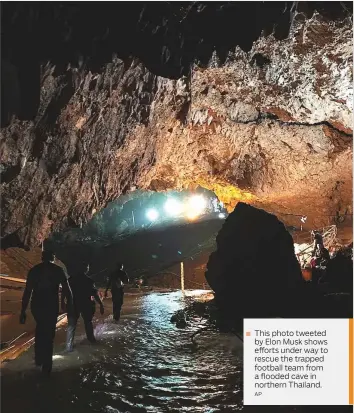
1;9;352;247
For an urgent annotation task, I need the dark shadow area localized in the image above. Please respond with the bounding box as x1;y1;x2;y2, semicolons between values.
206;202;353;324
1;363;352;413
45;218;223;285
1;1;352;125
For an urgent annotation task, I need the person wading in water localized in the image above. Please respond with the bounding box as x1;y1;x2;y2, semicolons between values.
104;262;129;322
65;263;104;352
20;250;72;376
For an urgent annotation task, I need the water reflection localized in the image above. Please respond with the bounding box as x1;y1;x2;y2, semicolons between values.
2;292;346;413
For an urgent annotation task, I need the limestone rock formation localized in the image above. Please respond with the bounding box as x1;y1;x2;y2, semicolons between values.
1;3;352;247
205;202;304;318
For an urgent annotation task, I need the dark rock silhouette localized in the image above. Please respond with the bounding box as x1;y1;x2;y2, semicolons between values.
325;244;353;292
205;202;305;319
205;203;353;321
317;244;353;318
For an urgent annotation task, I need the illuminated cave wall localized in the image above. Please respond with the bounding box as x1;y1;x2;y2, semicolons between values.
1;3;352;247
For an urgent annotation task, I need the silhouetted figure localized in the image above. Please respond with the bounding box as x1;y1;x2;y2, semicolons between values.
311;257;321;284
312;232;324;256
105;262;129;321
321;245;330;259
66;264;104;352
20;250;72;375
310;232;330;284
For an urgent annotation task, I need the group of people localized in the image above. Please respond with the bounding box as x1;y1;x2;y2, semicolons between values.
20;250;129;376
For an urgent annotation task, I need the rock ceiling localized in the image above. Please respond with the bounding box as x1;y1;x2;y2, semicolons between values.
1;3;352;247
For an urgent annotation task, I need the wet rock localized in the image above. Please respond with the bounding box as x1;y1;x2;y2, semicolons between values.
170;310;187;328
205;202;304;319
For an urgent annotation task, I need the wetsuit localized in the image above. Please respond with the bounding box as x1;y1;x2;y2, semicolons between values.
106;270;128;321
21;262;70;374
66;275;103;351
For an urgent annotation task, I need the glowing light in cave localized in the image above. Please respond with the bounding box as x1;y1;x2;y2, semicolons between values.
187;195;207;214
186;210;200;221
146;208;159;221
164;198;183;216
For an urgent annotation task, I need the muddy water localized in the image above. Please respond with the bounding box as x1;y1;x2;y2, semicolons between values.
0;291;350;413
1;291;243;412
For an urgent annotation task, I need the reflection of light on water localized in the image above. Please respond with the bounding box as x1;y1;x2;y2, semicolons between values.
183;289;212;297
141;290;212;330
2;291;243;413
94;322;119;338
141;292;183;329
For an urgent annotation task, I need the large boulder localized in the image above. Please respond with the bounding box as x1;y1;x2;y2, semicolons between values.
205;202;304;319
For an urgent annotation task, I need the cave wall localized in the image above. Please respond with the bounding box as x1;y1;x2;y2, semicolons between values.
1;2;352;247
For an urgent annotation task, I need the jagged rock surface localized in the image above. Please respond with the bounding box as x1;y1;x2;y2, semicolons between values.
1;7;352;247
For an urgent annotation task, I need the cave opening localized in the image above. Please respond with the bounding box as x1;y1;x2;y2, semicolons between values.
43;187;227;289
51;187;227;244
